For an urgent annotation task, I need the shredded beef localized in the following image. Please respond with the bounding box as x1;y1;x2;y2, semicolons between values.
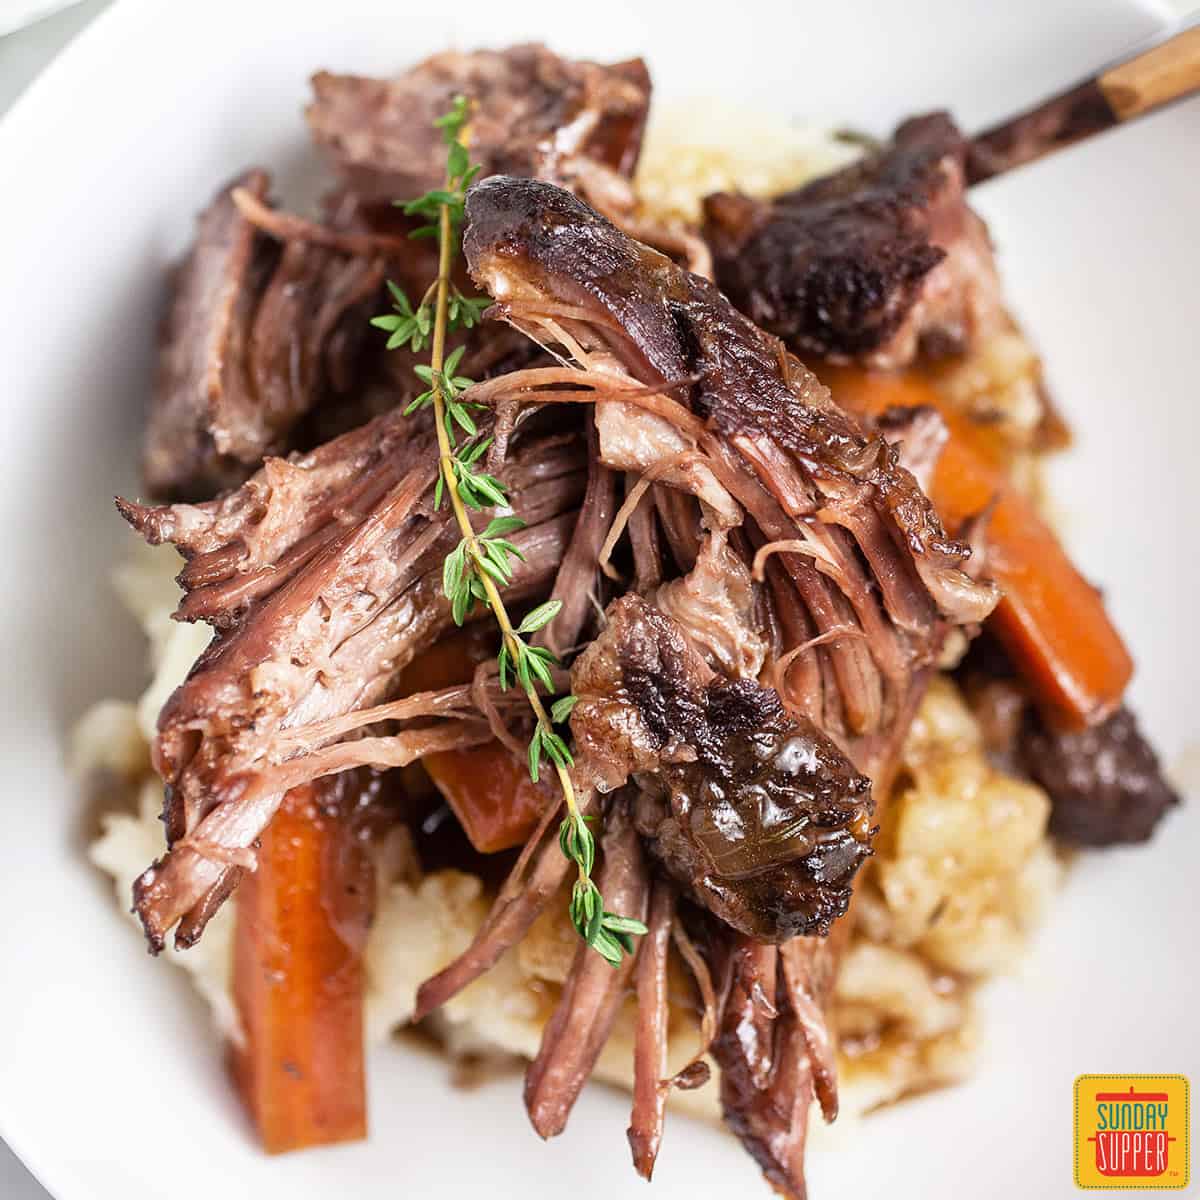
118;410;584;949
307;44;650;203
143;172;388;500
143;170;278;499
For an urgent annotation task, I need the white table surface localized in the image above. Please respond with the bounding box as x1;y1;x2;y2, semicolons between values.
0;1;1193;1197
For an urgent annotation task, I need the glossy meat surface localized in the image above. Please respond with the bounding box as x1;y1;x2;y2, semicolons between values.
1020;705;1179;846
572;595;872;940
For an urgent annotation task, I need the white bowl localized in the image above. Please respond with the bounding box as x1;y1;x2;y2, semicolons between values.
0;1;1195;1197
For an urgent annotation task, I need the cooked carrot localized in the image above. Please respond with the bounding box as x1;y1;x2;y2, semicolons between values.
395;628;555;852
231;780;371;1154
391;626;494;695
423;741;557;852
820;365;1132;730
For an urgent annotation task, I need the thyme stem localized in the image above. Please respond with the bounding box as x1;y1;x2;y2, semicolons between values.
374;96;643;965
425;160;587;879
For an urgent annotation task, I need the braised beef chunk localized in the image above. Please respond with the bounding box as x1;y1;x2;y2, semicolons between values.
143;171;388;501
713;940;792;1186
307;44;650;204
571;595;873;941
143;170;278;499
627;878;676;1180
1019;706;1179;846
117;409;584;950
702;113;1003;367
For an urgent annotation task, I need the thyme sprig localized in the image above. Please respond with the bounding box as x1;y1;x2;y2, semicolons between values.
374;95;645;967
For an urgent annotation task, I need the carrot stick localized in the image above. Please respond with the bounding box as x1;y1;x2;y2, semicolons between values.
423;741;557;853
395;628;555;852
231;779;371;1153
820;365;1132;730
391;625;500;696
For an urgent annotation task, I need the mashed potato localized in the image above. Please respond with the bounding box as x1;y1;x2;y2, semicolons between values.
636;103;862;224
835;678;1059;1109
81;118;1060;1125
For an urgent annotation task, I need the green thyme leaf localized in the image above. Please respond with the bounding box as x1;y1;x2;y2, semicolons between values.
482;541;514;569
403;388;433;415
600;913;648;937
584;892;606;945
462;469;506;506
550;694;578;724
485;538;523;562
442;540;467;603
515;642;533;691
559;817;576;864
447;139;469;180
560;814;595;877
589;928;624;968
569;877;601;934
540;729;574;768
451;583;472;626
516;599;563;635
372;283;428;350
528;725;543;783
460;436;492;465
483;515;525;538
475;555;507;585
459;296;490;328
526;653;556;692
386;280;412;311
433;93;469;137
448;401;477;437
403;188;459;217
476;544;513;585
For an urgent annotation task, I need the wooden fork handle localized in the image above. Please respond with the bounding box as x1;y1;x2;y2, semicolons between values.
967;24;1200;184
1101;24;1200;119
